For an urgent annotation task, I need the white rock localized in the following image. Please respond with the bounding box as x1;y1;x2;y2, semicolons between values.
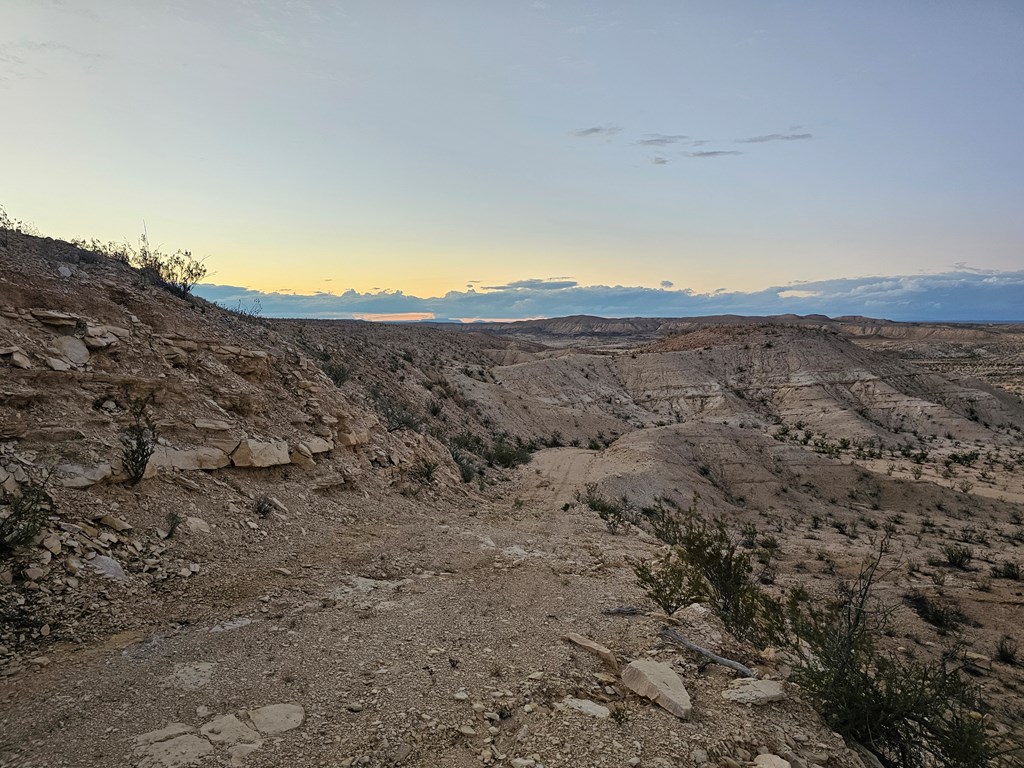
722;678;787;705
753;756;791;768
621;659;692;719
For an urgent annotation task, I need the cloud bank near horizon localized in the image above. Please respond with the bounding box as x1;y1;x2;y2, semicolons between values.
195;270;1024;323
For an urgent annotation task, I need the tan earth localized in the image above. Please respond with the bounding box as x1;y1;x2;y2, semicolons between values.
1;229;1023;767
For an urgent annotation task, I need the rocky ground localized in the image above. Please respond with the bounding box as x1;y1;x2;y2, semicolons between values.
1;230;1023;767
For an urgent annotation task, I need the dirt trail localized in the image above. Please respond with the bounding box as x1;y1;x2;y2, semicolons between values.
518;448;604;503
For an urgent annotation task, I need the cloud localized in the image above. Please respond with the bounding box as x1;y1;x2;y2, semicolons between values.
735;133;813;143
636;134;689;146
194;270;1024;323
686;150;743;158
570;125;622;138
660;280;674;289
651;156;668;165
481;278;579;291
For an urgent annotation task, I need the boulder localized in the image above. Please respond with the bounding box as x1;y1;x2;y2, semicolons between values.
753;756;791;768
621;659;692;719
305;436;334;454
336;430;370;447
231;439;291;468
50;336;90;366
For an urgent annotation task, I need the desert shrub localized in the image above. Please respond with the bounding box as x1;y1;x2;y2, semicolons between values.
576;483;632;533
787;538;998;768
904;591;969;633
0;473;53;558
991;561;1022;580
996;636;1018;666
322;360;350;387
372;391;422;432
121;397;158;485
254;495;274;518
448;447;479;483
131;232;207;297
486;436;531;469
408;458;438;484
943;544;974;569
631;514;779;640
165;510;183;538
630;550;692;613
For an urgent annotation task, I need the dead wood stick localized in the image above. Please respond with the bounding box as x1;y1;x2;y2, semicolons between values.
658;627;757;678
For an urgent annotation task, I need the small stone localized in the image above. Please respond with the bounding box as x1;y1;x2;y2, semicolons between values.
346;702;365;712
754;756;791;768
98;514;133;532
185;517;211;534
562;697;610;718
41;535;62;554
563;632;618;670
23;567;45;582
454;691;469;701
459;725;477;736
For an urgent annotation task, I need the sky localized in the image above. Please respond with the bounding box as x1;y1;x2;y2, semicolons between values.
2;1;1023;321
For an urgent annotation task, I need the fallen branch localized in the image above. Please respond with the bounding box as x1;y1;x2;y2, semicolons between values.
658;627;757;678
602;606;645;616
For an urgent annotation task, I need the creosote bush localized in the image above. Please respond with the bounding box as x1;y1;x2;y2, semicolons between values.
787;535;999;768
0;472;54;558
632;519;1011;768
121;396;158;486
630;513;780;642
576;483;633;534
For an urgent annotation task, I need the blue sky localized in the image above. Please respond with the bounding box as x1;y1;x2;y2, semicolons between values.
2;1;1022;320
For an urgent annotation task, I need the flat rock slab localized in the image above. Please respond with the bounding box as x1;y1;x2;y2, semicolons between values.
200;714;262;746
135;732;213;768
722;678;787;705
563;697;610;718
247;703;304;734
753;756;791;768
167;661;215;690
621;658;692;719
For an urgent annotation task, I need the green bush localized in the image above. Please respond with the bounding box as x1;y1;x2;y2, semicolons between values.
576;483;633;533
121;397;158;485
788;538;997;768
0;473;53;558
943;544;974;569
631;513;779;640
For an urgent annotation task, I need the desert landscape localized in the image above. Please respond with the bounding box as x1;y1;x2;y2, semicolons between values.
1;229;1023;767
